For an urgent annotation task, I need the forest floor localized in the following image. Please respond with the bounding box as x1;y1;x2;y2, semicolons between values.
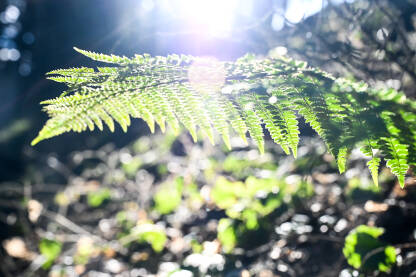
1;131;416;277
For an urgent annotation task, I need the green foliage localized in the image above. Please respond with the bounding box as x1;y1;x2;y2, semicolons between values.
383;138;409;188
343;225;396;273
212;176;312;230
121;156;142;177
367;158;381;187
120;221;167;252
337;146;348;174
39;238;62;269
138;226;167;253
190;240;203;254
153;177;184;214
213;176;313;252
33;48;416;187
212;177;281;229
217;218;237;253
87;188;111;207
221;155;277;179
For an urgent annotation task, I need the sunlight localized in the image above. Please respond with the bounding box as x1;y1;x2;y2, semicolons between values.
176;0;239;36
188;57;226;94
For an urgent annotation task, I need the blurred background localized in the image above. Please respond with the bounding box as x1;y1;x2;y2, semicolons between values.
1;0;416;276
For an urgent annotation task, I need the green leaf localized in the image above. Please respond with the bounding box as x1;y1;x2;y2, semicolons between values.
337;146;348;174
283;109;300;158
254;97;290;155
343;225;396;273
153;177;184;214
217;218;237;253
367;157;381;186
74;47;130;64
240;99;265;154
140;229;167;253
87;188;111;207
39;239;62;269
383;137;409;188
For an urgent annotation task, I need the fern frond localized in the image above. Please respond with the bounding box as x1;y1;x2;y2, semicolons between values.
360;145;381;186
367;158;381;187
202;93;232;148
46;76;90;85
337;147;348;174
254;97;291;155
162;86;198;141
47;67;95;76
74;47;130;65
382;137;409;188
223;100;248;144
254;87;300;157
180;85;215;144
239;95;265;154
32;48;416;187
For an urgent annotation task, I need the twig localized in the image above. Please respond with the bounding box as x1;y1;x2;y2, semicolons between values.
43;210;106;243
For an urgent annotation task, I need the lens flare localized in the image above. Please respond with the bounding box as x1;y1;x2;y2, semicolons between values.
188;57;226;94
178;0;238;36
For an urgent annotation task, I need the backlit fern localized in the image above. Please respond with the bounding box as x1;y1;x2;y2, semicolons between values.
33;48;416;187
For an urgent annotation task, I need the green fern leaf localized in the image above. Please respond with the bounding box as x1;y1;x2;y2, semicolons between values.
32;48;416;187
203;93;232;149
382;137;409;188
181;87;215;145
255;101;291;155
164;86;198;141
337;146;348;174
47;67;95;76
367;157;381;187
360;145;381;186
74;47;130;64
282;109;300;158
223;100;248;144
96;107;115;132
239;97;264;154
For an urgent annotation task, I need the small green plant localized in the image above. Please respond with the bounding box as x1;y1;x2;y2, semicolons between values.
39;238;62;269
133;222;167;252
138;226;167;253
32;48;416;187
118;219;167;252
212;176;312;228
121;156;142;178
87;188;111;207
153;177;184;215
343;225;396;273
217;218;237;253
212;177;282;229
212;176;313;252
